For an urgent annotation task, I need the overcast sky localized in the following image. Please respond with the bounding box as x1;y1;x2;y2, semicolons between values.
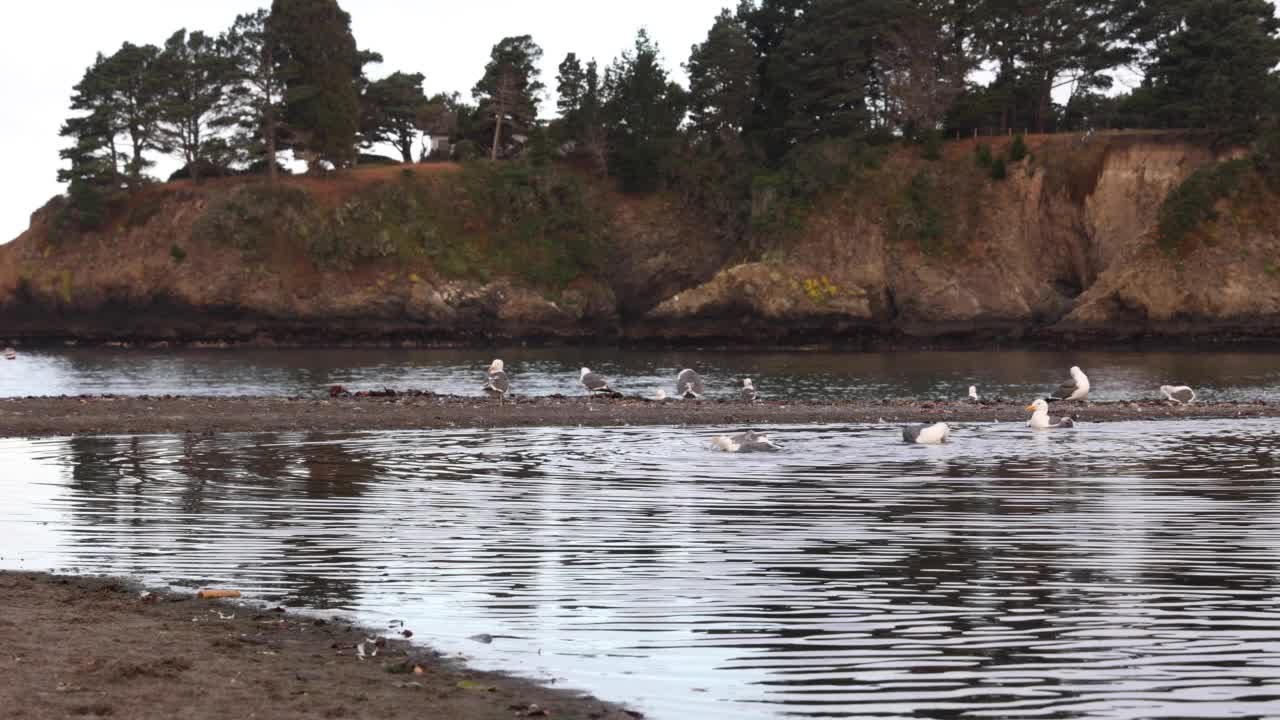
0;0;733;243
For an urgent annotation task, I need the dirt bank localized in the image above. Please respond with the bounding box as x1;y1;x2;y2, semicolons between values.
0;572;636;720
0;395;1274;438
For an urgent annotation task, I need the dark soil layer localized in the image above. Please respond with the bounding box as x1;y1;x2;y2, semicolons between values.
0;572;636;720
1;395;1275;438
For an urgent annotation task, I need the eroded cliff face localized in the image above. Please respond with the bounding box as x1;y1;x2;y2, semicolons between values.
1;137;1276;347
643;136;1278;342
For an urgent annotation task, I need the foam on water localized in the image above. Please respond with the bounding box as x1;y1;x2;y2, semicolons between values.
3;419;1280;718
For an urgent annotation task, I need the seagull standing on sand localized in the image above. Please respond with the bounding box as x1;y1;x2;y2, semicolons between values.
483;359;510;402
580;367;614;396
741;379;758;402
676;369;705;399
1048;366;1091;402
1160;385;1196;404
967;386;979;402
711;430;781;453
902;422;951;444
655;389;668;401
1026;399;1075;429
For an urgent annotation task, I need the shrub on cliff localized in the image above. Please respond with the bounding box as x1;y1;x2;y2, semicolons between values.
1009;134;1028;162
192;184;314;259
990;157;1008;180
1157;158;1252;255
307;181;437;267
974;143;993;168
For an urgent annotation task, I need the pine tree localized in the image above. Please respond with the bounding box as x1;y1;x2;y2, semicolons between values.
1147;0;1280;136
686;8;757;141
99;42;165;186
222;9;286;178
472;35;545;160
601;29;688;191
360;71;429;162
269;0;362;171
156;29;235;182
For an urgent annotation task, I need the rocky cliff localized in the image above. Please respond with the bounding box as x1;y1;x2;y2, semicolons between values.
2;134;1276;347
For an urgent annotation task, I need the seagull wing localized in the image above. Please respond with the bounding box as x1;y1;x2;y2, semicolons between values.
582;372;610;391
485;371;510;394
1049;379;1077;401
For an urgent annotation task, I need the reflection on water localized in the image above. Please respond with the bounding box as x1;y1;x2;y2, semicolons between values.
5;347;1280;402
4;420;1280;718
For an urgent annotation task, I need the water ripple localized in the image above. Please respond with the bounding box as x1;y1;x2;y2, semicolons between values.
2;419;1280;718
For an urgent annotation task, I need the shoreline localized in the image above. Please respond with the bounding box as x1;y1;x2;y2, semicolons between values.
0;571;637;720
1;395;1275;438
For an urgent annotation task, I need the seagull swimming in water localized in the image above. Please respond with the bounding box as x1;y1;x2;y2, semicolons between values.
676;369;705;399
580;367;614;396
483;359;509;402
1160;385;1196;404
741;378;758;402
1048;366;1090;402
902;422;951;444
1026;398;1076;429
711;430;781;453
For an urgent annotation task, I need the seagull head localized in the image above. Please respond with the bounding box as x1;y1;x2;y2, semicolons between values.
488;359;504;373
968;385;978;399
1026;398;1049;413
1070;366;1085;379
743;378;754;389
580;367;591;378
655;389;667;400
1159;384;1174;396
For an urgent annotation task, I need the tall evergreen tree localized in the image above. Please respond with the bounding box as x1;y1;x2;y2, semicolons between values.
222;9;286;178
602;29;688;191
556;52;589;142
1147;0;1280;135
156;29;235;182
877;0;976;136
686;9;758;141
99;42;165;186
58;55;124;229
269;0;362;171
360;71;429;162
472;35;544;160
738;0;810;164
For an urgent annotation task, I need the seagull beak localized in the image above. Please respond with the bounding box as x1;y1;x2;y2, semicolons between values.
1024;404;1037;411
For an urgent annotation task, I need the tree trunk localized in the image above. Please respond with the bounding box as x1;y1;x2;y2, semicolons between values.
490;104;504;161
399;137;413;164
263;46;278;182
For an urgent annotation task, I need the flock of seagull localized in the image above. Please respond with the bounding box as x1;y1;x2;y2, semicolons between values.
481;360;1202;453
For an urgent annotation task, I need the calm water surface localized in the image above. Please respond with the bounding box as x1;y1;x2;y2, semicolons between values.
4;420;1280;718
3;347;1280;401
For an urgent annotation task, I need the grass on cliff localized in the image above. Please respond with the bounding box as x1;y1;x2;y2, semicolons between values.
190;161;604;291
1156;158;1253;256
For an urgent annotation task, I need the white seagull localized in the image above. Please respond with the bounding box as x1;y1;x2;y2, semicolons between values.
1160;385;1196;404
711;430;781;453
2;347;15;361
655;388;668;401
483;359;509;402
676;369;705;399
967;386;979;402
1048;366;1091;402
741;379;758;402
580;367;614;396
902;422;951;444
1026;398;1076;430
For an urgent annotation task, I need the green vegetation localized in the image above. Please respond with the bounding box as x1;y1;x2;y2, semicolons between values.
192;184;314;259
895;171;945;254
1156;158;1253;255
990;156;1008;181
975;143;993;168
169;244;187;264
1009;134;1028;162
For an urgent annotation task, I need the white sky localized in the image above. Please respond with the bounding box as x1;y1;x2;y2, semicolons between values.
0;0;732;243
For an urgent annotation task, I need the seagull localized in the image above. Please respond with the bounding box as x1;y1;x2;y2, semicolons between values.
1026;398;1075;430
967;386;979;402
1048;366;1090;402
1160;385;1196;404
676;369;705;399
2;347;15;361
483;359;509;402
711;430;781;453
580;367;614;396
655;389;668;401
902;422;951;444
741;379;758;402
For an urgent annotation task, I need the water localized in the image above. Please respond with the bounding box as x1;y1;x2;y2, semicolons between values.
5;420;1280;718
3;348;1280;402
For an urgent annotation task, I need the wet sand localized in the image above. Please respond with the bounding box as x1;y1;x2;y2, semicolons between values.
0;394;1275;437
0;572;638;720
